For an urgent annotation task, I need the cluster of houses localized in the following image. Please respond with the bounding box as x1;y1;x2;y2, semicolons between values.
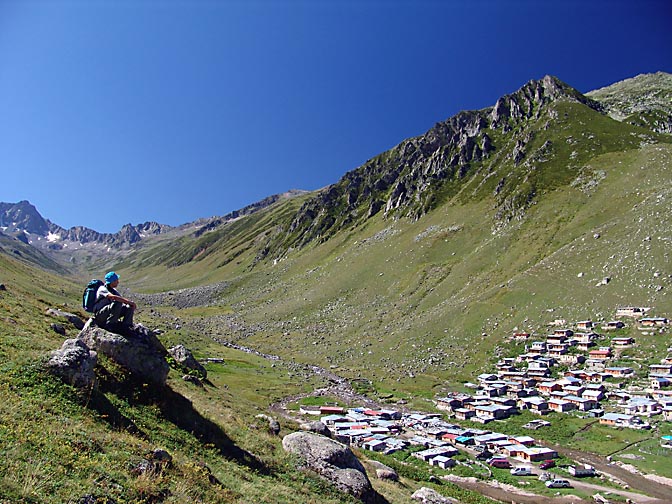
294;308;670;470
300;404;558;468
432;309;672;430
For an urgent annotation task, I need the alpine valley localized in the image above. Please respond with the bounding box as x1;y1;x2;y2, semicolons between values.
2;72;672;504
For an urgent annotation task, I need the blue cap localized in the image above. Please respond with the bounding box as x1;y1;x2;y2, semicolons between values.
105;271;119;284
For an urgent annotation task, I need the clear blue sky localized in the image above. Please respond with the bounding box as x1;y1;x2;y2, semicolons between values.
0;0;670;233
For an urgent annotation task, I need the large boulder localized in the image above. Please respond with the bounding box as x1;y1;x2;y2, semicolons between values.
168;344;207;379
77;320;169;387
282;431;376;502
46;338;97;389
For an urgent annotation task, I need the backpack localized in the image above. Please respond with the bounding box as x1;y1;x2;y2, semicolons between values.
82;279;104;312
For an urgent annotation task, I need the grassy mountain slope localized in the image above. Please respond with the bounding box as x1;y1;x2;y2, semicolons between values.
113;75;672;393
3;73;672;502
2;251;445;503
587;71;672;133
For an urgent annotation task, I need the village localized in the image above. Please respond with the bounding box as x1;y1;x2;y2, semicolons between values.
298;307;672;480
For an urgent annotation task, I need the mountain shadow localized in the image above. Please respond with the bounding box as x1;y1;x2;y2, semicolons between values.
92;362;270;475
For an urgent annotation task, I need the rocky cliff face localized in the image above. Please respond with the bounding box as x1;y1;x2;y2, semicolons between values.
269;76;605;253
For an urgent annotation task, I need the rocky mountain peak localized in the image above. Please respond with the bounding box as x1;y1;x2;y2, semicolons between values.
271;76;595;255
0;200;50;236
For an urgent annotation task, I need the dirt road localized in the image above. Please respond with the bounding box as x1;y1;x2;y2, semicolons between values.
444;473;669;504
546;442;672;501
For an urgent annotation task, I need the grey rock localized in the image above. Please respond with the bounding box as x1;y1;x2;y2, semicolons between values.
182;374;203;386
411;487;457;503
282;431;376;502
46;308;85;330
299;420;332;437
46;338;97;389
256;414;281;435
78;319;168;386
168;344;207;378
50;323;66;336
367;460;398;481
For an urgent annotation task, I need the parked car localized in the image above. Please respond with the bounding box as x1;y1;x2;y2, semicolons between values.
487;458;511;469
510;466;533;476
539;459;556;470
545;479;571;488
473;444;488;453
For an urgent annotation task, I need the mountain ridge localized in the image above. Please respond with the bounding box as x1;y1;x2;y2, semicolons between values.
0;190;310;269
4;73;669;270
260;73;669;259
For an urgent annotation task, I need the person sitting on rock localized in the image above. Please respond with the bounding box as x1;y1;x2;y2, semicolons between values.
93;271;136;333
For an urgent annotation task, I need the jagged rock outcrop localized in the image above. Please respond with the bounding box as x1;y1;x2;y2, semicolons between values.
47;221;173;247
46;338;98;389
77;320;169;386
282;431;377;502
168;344;207;379
266;75;604;256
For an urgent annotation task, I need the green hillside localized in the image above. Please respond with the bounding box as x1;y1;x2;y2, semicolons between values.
113;75;672;393
2;73;672;503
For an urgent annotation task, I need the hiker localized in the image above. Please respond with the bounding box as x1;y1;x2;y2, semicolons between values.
93;271;136;332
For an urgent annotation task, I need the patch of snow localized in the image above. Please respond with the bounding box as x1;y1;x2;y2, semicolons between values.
47;232;61;242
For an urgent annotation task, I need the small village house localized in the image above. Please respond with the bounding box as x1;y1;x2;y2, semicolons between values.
622;397;662;417
589;348;612;360
584;358;607;371
611;337;635;348
639;317;669;327
511;332;531;341
558;353;586;365
576;320;594;330
537;381;562;395
582;389;605;401
651;376;671;389
430;455;456;469
649;364;672;375
564;395;599;411
663;406;672;421
600;413;650;429
519;396;550;415
517;446;558;463
548;398;575;412
605;366;634;378
616;307;649;318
